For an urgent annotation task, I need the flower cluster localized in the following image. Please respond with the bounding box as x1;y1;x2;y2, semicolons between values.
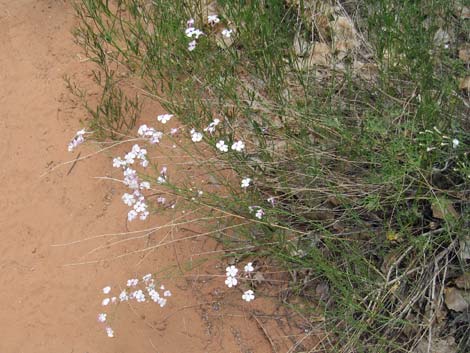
157;113;173;124
68;128;86;152
97;274;171;337
185;15;235;51
138;124;163;144
178;114;246;156
224;263;256;302
225;265;239;288
241;177;251;188
214;139;245;153
113;144;151;221
185;18;204;51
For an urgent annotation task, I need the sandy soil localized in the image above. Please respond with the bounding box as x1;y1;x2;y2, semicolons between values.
0;1;287;352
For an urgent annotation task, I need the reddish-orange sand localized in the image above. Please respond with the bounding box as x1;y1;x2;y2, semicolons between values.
0;1;290;352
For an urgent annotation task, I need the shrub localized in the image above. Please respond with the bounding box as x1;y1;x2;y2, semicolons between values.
73;0;470;351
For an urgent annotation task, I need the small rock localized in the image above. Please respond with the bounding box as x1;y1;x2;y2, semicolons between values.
455;273;470;290
445;287;469;312
459;76;470;91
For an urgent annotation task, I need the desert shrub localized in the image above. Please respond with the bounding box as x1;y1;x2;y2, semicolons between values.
73;0;470;351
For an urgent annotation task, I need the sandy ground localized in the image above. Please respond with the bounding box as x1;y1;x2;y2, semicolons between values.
0;1;283;352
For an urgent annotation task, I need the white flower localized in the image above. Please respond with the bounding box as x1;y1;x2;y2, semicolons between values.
158;297;168;307
231;140;245;152
131;144;141;154
123;167;136;178
452;138;459;149
204;118;220;133
102;286;111;294
255;208;265;219
267;197;276;206
122;193;136;206
133;290;146;302
142;273;152;282
132;144;147;159
68;129;86;152
124;152;136;165
185;27;203;39
112;157;126;168
127;278;139;287
138;124;149;136
208;14;220;26
119;290;129;302
163;290;172;297
242;290;255;302
241;178;251;188
105;327;114;338
127;209;138;222
134;190;144;200
225;276;238;288
97;313;107;323
123;171;138;189
188;40;197;51
140;181;151;190
149;130;163;144
157;176;166;184
190;129;203;142
157;196;166;204
126;177;140;190
170;127;179;135
102;298;110;306
157;114;173;124
187;18;195;27
216;140;228;152
157;298;167;307
134;201;148;213
149;289;159;300
226;265;239;277
221;29;233;38
139;211;149;221
244;262;254;273
192;29;204;39
140;159;149;168
111;297;117;304
185;27;195;37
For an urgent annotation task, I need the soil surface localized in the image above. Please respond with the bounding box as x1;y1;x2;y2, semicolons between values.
0;1;285;352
